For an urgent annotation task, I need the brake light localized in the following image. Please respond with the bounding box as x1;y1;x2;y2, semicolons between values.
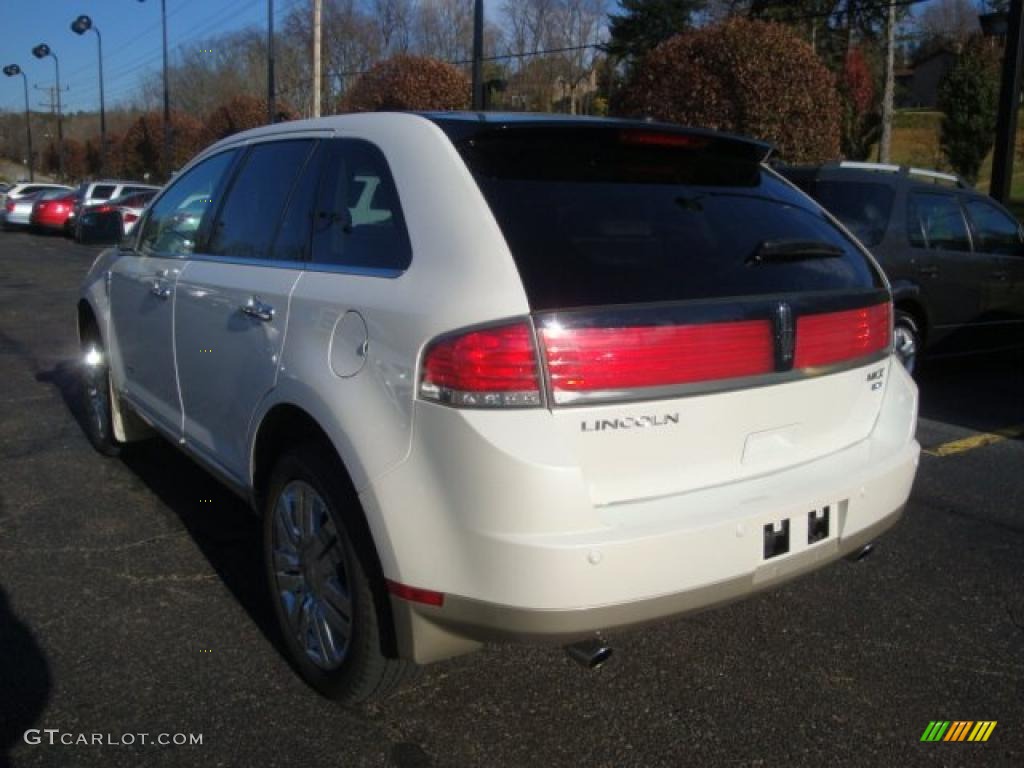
420;322;542;407
122;212;139;224
4;201;14;212
540;320;774;403
794;303;892;369
619;130;711;149
95;204;114;214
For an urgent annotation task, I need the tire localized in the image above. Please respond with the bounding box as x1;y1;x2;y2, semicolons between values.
80;341;122;457
263;444;415;703
894;310;921;375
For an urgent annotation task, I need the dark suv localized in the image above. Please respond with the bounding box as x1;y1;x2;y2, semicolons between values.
780;162;1024;371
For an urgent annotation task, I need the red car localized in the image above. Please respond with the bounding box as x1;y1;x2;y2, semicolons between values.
31;193;77;233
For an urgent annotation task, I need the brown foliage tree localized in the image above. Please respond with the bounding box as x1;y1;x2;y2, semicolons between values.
339;54;470;112
119;111;204;181
615;18;842;164
201;95;298;145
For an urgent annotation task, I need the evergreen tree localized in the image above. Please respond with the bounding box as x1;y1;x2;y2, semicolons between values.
604;0;707;61
938;40;1000;183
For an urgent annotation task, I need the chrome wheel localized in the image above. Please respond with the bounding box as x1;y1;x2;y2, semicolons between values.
271;480;353;670
894;318;919;375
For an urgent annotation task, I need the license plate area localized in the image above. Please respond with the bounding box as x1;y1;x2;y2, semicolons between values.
763;502;835;560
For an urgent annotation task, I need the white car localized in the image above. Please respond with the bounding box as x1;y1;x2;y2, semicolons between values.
0;181;71;208
77;113;920;703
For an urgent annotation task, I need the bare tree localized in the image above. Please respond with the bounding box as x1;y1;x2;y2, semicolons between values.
915;0;980;50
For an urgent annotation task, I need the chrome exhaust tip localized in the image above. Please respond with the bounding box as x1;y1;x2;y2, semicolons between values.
565;638;613;669
845;543;874;563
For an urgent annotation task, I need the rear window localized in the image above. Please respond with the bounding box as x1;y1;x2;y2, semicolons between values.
456;127;883;310
91;185;116;200
809;180;894;247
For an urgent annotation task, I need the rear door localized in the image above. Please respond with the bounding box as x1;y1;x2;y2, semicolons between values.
110;150;238;435
905;190;991;353
457;126;893;505
962;196;1024;349
174;138;317;482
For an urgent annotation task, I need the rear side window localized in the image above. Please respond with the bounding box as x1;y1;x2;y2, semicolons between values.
208;139;315;261
91;185;116;200
809;180;894;247
456;127;883;310
310;139;411;272
964;198;1023;255
907;192;971;251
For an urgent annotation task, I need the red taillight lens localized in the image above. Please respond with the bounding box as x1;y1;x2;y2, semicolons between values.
794;302;892;369
420;322;541;408
5;201;14;212
122;212;139;224
540;320;774;403
95;204;114;214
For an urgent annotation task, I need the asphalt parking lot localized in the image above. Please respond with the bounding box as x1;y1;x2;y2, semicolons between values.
1;230;1022;768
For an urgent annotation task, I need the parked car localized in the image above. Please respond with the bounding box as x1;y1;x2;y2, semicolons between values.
77;190;159;244
31;191;78;233
71;180;159;241
1;183;72;221
3;188;72;230
779;161;1024;371
77;113;920;703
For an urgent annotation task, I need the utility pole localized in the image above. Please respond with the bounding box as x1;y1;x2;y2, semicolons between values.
268;0;276;123
879;0;896;163
991;0;1024;203
472;0;484;110
313;0;322;118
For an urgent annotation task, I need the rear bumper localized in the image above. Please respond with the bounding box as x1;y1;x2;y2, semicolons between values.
375;358;920;664
389;438;917;663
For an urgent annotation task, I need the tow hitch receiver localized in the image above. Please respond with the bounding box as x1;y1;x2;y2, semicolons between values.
763;519;790;559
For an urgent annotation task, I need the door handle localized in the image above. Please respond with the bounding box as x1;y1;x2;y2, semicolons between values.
917;265;939;277
241;296;275;322
150;281;172;299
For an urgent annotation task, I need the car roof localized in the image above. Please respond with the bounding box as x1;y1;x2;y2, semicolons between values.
780;161;972;191
202;111;774;163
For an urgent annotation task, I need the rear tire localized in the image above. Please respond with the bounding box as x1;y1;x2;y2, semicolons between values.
894;311;921;375
262;444;415;704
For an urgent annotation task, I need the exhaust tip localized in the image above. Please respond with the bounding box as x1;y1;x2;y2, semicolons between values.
845;543;874;563
565;639;613;670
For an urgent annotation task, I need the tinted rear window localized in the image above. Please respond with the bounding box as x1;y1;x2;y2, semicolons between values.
809;180;894;247
456;128;883;310
91;185;116;200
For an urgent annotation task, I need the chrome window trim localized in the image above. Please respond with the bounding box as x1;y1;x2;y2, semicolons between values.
183;251;405;278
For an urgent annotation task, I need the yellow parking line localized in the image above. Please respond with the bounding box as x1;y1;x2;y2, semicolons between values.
924;424;1024;457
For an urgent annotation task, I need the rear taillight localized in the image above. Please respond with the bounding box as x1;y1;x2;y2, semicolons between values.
95;204;114;214
540;320;774;404
794;302;892;369
122;211;139;224
4;201;14;212
420;322;542;408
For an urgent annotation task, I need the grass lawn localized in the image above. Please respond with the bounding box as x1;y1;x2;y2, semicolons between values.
882;110;1024;210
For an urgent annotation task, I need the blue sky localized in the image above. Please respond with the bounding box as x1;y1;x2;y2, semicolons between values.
1;0;507;113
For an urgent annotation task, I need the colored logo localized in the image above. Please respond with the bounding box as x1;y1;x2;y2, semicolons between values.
920;721;997;742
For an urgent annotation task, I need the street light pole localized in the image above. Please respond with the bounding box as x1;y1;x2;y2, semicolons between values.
472;0;484;110
32;44;63;180
139;0;171;176
3;65;34;181
268;0;275;123
71;16;106;175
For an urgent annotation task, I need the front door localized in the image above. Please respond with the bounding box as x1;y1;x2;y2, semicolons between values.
110;149;239;435
963;196;1024;349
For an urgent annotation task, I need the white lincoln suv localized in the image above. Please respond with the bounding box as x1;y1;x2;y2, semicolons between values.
77;112;920;702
